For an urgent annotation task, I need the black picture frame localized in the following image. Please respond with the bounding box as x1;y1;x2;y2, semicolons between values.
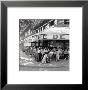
1;1;88;90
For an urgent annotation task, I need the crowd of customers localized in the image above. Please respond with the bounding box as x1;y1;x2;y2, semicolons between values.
31;47;69;64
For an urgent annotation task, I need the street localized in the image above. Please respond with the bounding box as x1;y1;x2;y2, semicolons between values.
19;47;69;71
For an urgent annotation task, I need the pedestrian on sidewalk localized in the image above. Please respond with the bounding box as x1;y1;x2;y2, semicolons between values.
56;48;62;61
42;53;48;64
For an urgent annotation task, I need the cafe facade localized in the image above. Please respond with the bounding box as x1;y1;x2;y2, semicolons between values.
23;19;69;49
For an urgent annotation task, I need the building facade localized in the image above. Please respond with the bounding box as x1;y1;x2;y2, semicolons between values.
23;19;70;49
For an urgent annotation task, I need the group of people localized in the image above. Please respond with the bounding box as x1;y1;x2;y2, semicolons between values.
32;47;69;64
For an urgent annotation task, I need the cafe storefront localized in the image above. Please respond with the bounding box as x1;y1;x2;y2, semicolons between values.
30;27;69;50
24;19;69;50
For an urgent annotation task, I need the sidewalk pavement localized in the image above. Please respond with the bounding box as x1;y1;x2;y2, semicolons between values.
19;51;69;68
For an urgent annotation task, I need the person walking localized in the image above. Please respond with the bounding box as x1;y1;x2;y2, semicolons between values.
42;53;48;64
34;48;39;62
48;50;54;62
56;48;62;61
37;48;42;62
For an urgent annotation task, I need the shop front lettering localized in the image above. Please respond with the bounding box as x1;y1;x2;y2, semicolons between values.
53;35;58;39
32;34;47;40
53;34;68;39
32;34;68;40
59;34;68;39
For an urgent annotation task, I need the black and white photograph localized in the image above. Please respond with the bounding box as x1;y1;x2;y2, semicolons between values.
6;5;82;85
19;19;70;71
2;1;88;89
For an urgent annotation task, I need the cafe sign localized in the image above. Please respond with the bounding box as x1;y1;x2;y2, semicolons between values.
31;34;69;41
